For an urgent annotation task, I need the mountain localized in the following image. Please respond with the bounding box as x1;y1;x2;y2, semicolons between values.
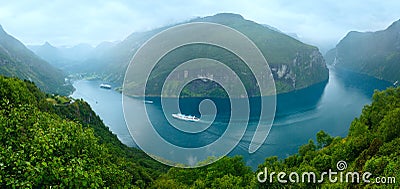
29;42;117;73
27;42;65;68
29;42;95;63
2;74;400;188
88;13;328;95
262;24;300;40
0;24;73;95
62;43;94;61
325;19;400;83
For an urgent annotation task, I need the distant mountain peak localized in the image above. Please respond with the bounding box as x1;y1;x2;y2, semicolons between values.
0;24;73;95
212;13;244;19
190;13;248;28
387;18;400;31
43;41;55;47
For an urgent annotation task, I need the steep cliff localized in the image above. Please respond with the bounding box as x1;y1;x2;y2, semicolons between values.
325;19;400;83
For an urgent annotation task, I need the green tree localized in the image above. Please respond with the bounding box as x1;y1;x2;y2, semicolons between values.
316;130;333;148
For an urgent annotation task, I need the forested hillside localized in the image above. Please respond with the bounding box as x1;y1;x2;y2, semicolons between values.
1;75;398;188
0;76;166;188
150;87;399;188
0;25;73;95
255;87;400;188
325;19;400;83
88;13;328;95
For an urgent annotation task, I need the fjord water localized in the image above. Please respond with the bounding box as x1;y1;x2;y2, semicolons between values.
72;67;391;168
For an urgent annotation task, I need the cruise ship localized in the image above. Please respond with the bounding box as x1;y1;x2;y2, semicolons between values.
100;83;112;89
144;100;154;104
172;113;200;122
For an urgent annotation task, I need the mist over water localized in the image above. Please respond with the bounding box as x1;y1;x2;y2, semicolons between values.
72;67;391;168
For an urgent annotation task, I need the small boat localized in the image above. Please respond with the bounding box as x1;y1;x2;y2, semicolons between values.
100;83;112;89
172;113;200;122
394;80;398;86
144;100;154;104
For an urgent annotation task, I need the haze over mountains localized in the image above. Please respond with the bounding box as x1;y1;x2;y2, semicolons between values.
28;41;118;73
1;10;400;188
143;13;329;96
47;13;327;95
0;24;73;95
2;13;399;97
325;19;400;83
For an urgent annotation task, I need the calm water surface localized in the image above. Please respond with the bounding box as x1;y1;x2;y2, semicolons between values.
72;67;391;168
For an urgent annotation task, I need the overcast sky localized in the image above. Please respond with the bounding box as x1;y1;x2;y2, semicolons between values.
1;0;399;52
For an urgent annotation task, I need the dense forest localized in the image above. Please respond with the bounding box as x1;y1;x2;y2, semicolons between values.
255;87;400;188
0;76;399;188
0;76;166;188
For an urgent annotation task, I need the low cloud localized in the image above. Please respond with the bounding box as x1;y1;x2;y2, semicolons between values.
0;0;399;50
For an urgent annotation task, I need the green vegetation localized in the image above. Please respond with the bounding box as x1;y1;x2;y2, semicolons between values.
151;156;256;188
89;13;328;96
46;95;71;105
196;13;329;94
144;87;400;188
141;44;257;97
0;25;73;96
0;76;166;188
256;87;400;188
1;75;399;188
325;19;400;83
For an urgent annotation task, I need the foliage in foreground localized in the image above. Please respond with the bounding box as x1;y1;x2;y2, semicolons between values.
151;88;400;188
0;76;166;188
255;87;400;188
1;75;399;188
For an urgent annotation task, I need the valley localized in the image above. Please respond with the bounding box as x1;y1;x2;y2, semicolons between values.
0;8;399;188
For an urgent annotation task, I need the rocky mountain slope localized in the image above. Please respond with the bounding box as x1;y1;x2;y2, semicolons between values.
325;19;400;83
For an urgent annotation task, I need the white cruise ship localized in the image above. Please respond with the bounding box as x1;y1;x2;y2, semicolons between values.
172;113;200;122
99;83;112;89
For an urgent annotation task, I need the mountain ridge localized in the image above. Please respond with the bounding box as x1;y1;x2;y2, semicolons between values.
325;19;400;82
0;24;73;95
86;13;329;95
29;41;118;74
